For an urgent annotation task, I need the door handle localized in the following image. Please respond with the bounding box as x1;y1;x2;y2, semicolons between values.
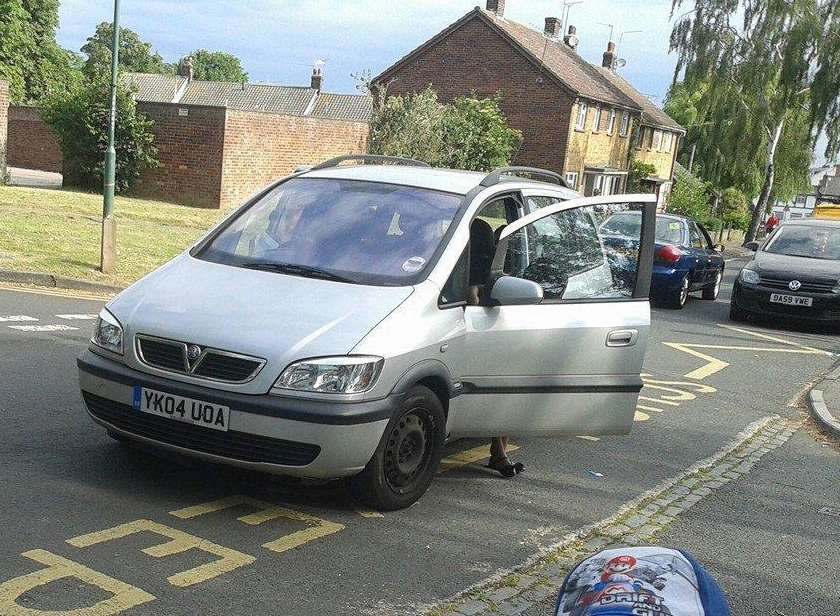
606;329;638;347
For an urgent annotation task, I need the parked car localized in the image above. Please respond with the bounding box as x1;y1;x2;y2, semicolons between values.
78;156;657;510
730;219;840;324
599;212;725;309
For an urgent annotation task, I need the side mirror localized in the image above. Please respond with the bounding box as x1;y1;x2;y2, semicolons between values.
489;275;544;306
713;243;725;253
743;241;759;252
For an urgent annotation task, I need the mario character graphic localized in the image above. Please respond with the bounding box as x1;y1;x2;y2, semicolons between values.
566;555;672;616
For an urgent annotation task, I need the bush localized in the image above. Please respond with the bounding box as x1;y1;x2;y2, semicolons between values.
41;76;158;192
627;160;657;192
721;187;750;230
369;87;521;171
667;164;712;224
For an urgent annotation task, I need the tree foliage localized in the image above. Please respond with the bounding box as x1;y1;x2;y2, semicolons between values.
179;50;248;82
667;164;713;226
41;77;158;192
81;22;170;78
369;87;521;171
720;187;750;229
0;0;80;102
627;160;658;193
669;0;840;241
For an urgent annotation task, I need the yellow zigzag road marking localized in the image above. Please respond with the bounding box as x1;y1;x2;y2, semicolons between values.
438;443;521;473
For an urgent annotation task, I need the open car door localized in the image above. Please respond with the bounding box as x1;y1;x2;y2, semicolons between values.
447;194;657;437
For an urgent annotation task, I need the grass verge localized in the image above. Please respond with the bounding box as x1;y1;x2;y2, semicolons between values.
0;186;231;287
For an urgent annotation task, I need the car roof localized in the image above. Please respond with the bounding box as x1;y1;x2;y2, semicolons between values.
299;164;574;196
780;218;840;228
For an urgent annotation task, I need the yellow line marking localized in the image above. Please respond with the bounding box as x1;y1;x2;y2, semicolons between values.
170;496;344;555
0;549;155;615
354;508;386;519
638;396;679;406
577;435;600;442
0;283;111;301
718;324;834;355
636;404;665;413
67;519;254;587
662;343;731;380
438;443;520;473
634;410;650;422
641;375;717;393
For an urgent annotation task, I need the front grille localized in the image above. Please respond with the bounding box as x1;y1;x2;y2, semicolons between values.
760;276;835;294
136;335;264;383
84;393;321;467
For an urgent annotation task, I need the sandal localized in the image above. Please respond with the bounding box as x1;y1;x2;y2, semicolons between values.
486;457;525;478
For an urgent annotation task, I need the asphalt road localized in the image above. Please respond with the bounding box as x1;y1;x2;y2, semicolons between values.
0;262;837;616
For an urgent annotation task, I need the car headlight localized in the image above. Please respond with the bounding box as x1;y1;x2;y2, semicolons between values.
91;308;123;354
273;356;384;394
739;268;760;284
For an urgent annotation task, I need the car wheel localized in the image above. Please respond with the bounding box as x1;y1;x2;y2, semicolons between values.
664;275;690;309
702;271;723;300
349;385;446;511
729;302;750;322
107;430;128;443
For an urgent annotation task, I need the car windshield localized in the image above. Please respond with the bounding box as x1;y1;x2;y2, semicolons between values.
197;178;463;285
765;225;840;260
600;212;684;245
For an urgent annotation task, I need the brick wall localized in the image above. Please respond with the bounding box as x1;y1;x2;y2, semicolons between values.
220;110;368;209
7;106;63;173
635;126;680;181
133;103;227;208
565;102;635;182
380;17;574;174
0;81;8;180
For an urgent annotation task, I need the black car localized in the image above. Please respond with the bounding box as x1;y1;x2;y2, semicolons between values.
731;219;840;323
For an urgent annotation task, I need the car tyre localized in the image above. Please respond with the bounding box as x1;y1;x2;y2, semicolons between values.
729;302;750;322
107;430;128;443
349;385;446;511
664;274;690;309
702;271;723;300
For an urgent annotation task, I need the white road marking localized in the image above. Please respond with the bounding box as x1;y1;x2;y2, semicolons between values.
55;314;98;320
8;324;79;332
0;315;38;322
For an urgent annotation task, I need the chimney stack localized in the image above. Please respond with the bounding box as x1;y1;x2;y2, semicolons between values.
311;60;325;91
179;56;194;82
564;25;579;51
544;17;561;37
486;0;505;17
602;41;616;70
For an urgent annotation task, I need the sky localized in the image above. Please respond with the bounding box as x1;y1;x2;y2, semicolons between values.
56;0;682;100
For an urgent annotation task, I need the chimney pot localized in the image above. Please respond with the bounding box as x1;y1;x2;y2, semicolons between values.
602;41;616;69
311;60;324;91
486;0;505;17
544;17;561;37
564;25;579;51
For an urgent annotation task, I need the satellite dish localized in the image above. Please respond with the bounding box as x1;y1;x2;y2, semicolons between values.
615;58;627;68
566;34;580;48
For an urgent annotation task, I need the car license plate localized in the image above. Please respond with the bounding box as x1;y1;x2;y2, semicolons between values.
132;386;230;432
769;293;812;307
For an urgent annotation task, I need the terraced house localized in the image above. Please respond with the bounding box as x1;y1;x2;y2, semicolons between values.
375;0;684;205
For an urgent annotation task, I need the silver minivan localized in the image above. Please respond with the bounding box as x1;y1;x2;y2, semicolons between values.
79;156;657;510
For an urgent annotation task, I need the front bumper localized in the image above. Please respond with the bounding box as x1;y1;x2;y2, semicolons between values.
732;281;840;322
78;350;395;478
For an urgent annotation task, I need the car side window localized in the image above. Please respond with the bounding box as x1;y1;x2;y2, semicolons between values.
439;247;468;307
503;200;644;300
689;222;705;249
698;224;714;250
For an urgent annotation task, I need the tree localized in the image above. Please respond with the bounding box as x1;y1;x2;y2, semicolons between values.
667;164;713;226
627;160;658;192
41;77;158;192
369;87;521;171
720;187;750;229
669;0;840;243
179;50;247;82
0;0;30;101
81;22;170;78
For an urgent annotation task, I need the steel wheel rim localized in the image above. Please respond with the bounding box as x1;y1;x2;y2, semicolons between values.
680;277;689;305
384;410;432;494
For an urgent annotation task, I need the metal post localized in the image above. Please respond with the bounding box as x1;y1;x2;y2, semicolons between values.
100;0;120;274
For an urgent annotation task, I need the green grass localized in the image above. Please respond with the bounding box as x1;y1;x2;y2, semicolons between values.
0;186;232;287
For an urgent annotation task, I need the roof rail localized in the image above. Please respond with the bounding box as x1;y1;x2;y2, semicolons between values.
480;166;568;188
310;155;431;171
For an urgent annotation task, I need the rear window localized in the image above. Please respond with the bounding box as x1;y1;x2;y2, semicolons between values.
197;178;463;286
600;212;684;245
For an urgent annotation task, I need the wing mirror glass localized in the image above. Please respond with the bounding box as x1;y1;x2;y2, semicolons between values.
713;243;725;253
743;241;760;252
488;275;544;306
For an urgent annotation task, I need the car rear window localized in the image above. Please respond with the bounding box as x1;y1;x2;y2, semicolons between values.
600;212;684;245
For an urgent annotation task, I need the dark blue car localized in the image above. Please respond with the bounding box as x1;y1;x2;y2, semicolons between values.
599;212;725;309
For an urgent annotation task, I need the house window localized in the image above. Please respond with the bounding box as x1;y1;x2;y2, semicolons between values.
619;112;630;137
593;106;602;132
652;129;663;151
662;132;673;153
635;126;644;149
565;172;579;189
607;109;616;135
575;103;588;131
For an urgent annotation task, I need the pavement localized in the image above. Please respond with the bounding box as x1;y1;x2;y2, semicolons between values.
0;259;838;616
7;166;63;189
808;363;840;438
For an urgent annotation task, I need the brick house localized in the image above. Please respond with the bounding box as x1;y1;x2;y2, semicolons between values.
6;66;372;209
375;0;683;200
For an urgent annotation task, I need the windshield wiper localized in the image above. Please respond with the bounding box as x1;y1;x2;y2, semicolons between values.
241;262;356;283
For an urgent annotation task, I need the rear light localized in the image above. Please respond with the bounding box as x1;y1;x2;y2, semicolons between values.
655;244;682;265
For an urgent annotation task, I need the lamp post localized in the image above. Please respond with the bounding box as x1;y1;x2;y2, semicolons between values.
100;0;121;274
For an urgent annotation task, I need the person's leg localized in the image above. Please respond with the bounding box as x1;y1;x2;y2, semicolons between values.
487;436;523;477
